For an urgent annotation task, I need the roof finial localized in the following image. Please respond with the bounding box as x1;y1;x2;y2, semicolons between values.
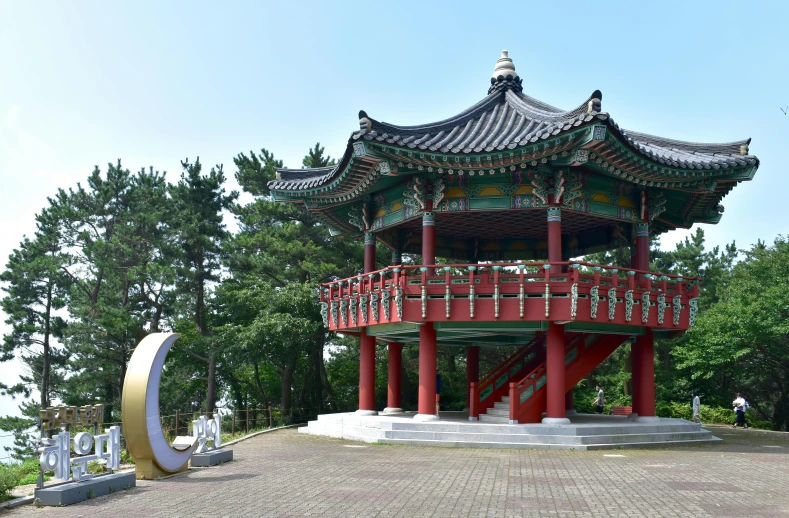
492;50;518;80
488;50;523;94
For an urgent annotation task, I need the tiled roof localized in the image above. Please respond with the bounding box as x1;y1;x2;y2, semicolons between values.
269;88;757;192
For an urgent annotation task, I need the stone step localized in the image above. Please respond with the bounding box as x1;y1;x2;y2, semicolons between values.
501;396;510;403
493;402;509;410
479;414;510;424
485;407;510;417
376;436;722;451
316;414;705;436
381;429;715;446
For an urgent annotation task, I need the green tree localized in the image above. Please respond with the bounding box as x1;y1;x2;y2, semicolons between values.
674;237;789;429
169;158;237;413
52;162;172;417
225;145;361;417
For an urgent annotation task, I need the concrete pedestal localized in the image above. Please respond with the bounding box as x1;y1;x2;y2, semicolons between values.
190;448;233;467
382;407;404;414
34;471;136;507
355;409;378;416
413;413;440;422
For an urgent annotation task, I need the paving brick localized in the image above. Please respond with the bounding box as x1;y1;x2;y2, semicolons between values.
7;425;789;517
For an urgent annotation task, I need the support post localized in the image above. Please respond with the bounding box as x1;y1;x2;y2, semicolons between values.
383;342;404;414
547;207;562;273
364;232;376;273
543;321;570;424
414;324;439;421
466;346;480;410
635;223;650;275
356;232;378;416
357;330;377;415
636;329;657;422
422;211;435;266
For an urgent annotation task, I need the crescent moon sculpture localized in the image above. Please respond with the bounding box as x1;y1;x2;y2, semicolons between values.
122;333;197;480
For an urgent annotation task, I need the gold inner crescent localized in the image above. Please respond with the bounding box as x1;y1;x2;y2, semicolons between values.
122;332;195;479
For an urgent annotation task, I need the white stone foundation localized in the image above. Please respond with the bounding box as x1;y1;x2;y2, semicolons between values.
298;412;721;450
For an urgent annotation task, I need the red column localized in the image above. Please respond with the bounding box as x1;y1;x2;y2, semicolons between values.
635;223;649;273
415;203;439;421
357;232;377;415
547;207;562;273
415;323;438;420
466;346;480;409
364;232;376;273
636;329;656;419
544;322;569;422
422;211;435;266
358;331;376;413
383;342;403;413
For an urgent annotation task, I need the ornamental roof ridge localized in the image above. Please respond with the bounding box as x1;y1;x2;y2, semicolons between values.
267;50;758;194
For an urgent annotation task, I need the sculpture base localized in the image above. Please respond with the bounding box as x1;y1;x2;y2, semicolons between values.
190;449;233;467
134;458;189;480
34;471;136;507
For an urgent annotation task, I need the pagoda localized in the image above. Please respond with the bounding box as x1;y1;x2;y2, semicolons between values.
269;51;758;425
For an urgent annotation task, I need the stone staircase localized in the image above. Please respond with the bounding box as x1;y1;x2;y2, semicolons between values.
298;411;721;450
478;396;512;424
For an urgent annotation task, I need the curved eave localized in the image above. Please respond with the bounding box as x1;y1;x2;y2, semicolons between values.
267;88;759;218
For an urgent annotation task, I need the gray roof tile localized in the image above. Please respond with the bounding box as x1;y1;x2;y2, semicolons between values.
270;88;757;192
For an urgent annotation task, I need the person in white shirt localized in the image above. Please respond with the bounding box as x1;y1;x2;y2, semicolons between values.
732;393;748;428
691;393;701;423
594;385;604;414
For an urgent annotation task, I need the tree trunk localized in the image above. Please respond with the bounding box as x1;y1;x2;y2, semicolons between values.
313;334;324;413
400;359;411;410
41;282;53;409
320;359;336;411
281;357;296;421
206;352;217;413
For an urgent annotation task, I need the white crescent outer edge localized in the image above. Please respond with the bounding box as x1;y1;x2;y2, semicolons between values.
140;333;193;471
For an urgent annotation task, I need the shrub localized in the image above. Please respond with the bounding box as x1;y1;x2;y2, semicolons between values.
0;463;21;502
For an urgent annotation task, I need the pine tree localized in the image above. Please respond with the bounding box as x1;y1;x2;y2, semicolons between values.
0;209;70;457
169;158;237;414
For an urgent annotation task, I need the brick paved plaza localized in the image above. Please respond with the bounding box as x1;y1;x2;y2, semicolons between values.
9;426;789;517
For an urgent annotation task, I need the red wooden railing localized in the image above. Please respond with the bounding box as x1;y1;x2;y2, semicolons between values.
319;261;701;332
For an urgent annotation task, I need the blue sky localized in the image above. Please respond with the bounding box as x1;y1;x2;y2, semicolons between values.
1;1;788;428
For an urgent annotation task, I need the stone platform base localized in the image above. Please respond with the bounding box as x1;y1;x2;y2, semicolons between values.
34;471;136;506
298;412;721;450
190;448;233;467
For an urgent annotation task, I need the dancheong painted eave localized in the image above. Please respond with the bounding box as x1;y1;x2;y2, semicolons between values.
267;50;759;238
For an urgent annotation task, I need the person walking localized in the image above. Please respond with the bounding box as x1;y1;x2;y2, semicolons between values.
692;392;701;424
593;385;604;414
732;393;748;429
435;371;442;417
